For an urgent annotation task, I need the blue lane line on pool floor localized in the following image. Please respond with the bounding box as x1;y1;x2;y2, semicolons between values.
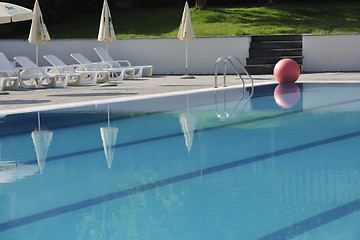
258;198;360;240
8;97;360;168
1;130;360;232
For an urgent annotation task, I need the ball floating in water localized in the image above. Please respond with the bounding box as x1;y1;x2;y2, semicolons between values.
274;58;300;83
274;84;301;109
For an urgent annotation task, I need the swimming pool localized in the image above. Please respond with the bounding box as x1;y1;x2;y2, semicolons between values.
1;83;360;239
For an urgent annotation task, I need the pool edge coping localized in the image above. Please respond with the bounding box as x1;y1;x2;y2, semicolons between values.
0;80;357;116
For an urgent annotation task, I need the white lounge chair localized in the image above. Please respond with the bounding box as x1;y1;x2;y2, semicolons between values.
70;53;134;81
14;56;67;88
94;47;152;78
43;55;105;85
0;52;39;89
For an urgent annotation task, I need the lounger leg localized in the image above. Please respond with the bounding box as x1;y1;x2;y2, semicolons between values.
3;78;20;90
123;69;135;80
67;75;82;86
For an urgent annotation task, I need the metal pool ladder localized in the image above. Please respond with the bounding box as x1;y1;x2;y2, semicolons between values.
214;56;254;89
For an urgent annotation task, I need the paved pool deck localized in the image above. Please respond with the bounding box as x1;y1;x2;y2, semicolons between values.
1;72;360;114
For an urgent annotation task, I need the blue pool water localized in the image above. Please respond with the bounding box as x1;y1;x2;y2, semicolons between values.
1;83;360;239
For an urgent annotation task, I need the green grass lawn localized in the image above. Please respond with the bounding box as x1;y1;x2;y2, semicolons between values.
1;3;360;39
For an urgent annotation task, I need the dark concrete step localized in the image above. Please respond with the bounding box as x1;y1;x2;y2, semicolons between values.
245;64;303;75
252;35;302;42
250;41;302;50
246;56;303;65
245;64;275;74
249;49;302;57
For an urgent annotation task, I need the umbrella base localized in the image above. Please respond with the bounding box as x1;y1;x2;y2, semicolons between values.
100;81;117;87
180;74;195;79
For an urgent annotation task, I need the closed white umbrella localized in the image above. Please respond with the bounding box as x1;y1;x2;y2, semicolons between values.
178;1;196;79
98;0;116;42
98;0;117;86
28;0;50;67
0;2;33;24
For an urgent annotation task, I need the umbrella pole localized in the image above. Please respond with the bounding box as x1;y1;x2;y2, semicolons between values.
181;40;195;79
185;40;188;75
100;42;117;87
36;43;38;67
106;42;109;82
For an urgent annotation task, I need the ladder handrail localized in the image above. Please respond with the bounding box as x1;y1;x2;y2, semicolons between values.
227;56;254;90
214;56;254;91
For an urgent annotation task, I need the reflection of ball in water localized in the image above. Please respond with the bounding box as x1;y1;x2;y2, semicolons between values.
274;58;300;83
274;84;301;109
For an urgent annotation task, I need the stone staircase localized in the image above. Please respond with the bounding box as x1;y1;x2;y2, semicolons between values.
245;35;303;74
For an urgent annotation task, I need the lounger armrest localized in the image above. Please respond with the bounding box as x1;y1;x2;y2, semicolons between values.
104;61;121;69
58;65;76;73
87;62;106;71
19;67;42;76
116;60;132;68
43;66;57;74
71;64;85;72
0;69;19;77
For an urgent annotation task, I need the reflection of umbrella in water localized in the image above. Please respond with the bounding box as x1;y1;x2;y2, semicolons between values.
179;113;197;153
28;0;50;67
179;95;197;153
0;2;33;23
31;111;53;174
100;104;118;169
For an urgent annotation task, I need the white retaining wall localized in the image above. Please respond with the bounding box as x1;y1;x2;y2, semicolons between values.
0;37;250;75
1;34;360;74
303;34;360;72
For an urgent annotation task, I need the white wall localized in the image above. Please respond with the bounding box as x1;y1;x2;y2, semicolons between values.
303;34;360;72
2;34;360;74
0;36;250;74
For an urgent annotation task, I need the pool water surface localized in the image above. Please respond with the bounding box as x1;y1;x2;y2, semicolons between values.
0;83;360;240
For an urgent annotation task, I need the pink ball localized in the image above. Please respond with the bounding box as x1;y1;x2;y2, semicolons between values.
274;59;300;83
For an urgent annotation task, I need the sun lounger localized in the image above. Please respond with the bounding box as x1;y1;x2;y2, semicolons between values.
0;52;41;89
94;47;152;78
70;53;134;81
14;56;67;88
43;55;105;85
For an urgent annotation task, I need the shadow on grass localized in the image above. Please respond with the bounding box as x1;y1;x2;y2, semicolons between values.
1;3;359;39
201;3;360;34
